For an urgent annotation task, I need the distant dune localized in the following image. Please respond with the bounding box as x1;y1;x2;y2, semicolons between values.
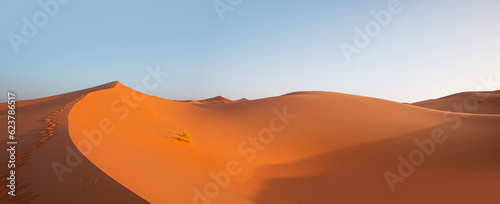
412;90;500;114
236;98;250;102
1;82;499;203
177;96;233;104
198;96;233;104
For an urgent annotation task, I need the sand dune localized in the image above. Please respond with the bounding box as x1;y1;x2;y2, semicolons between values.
0;82;147;204
236;98;250;102
177;96;234;104
2;82;499;203
198;96;233;104
412;90;500;114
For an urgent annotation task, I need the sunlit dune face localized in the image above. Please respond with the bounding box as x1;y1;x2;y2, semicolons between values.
66;82;500;203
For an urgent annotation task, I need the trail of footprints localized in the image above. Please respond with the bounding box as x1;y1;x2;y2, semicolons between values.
0;94;85;204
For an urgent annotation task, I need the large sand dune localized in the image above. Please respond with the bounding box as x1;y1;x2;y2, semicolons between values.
0;82;147;204
2;82;499;203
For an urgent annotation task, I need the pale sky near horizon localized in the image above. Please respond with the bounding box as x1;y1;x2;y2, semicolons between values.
1;0;500;103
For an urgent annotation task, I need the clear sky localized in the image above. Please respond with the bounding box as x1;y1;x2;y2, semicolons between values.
1;0;500;103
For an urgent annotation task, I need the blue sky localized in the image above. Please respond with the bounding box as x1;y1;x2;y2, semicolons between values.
1;0;500;102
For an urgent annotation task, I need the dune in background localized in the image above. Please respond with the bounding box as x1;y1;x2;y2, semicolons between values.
1;82;499;203
412;90;500;114
176;96;234;104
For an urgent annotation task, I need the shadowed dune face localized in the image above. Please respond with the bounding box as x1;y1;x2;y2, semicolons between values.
66;82;500;203
251;119;500;204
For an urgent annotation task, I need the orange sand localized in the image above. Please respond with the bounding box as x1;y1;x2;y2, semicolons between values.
1;82;499;203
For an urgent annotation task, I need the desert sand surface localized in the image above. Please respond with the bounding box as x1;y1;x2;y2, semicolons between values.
0;82;147;204
236;98;250;102
2;82;499;204
412;90;500;114
177;96;234;104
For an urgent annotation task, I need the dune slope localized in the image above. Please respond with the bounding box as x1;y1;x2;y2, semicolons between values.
412;90;500;114
67;82;500;204
0;82;147;204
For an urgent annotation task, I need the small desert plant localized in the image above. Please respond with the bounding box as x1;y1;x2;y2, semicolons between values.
177;130;192;144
